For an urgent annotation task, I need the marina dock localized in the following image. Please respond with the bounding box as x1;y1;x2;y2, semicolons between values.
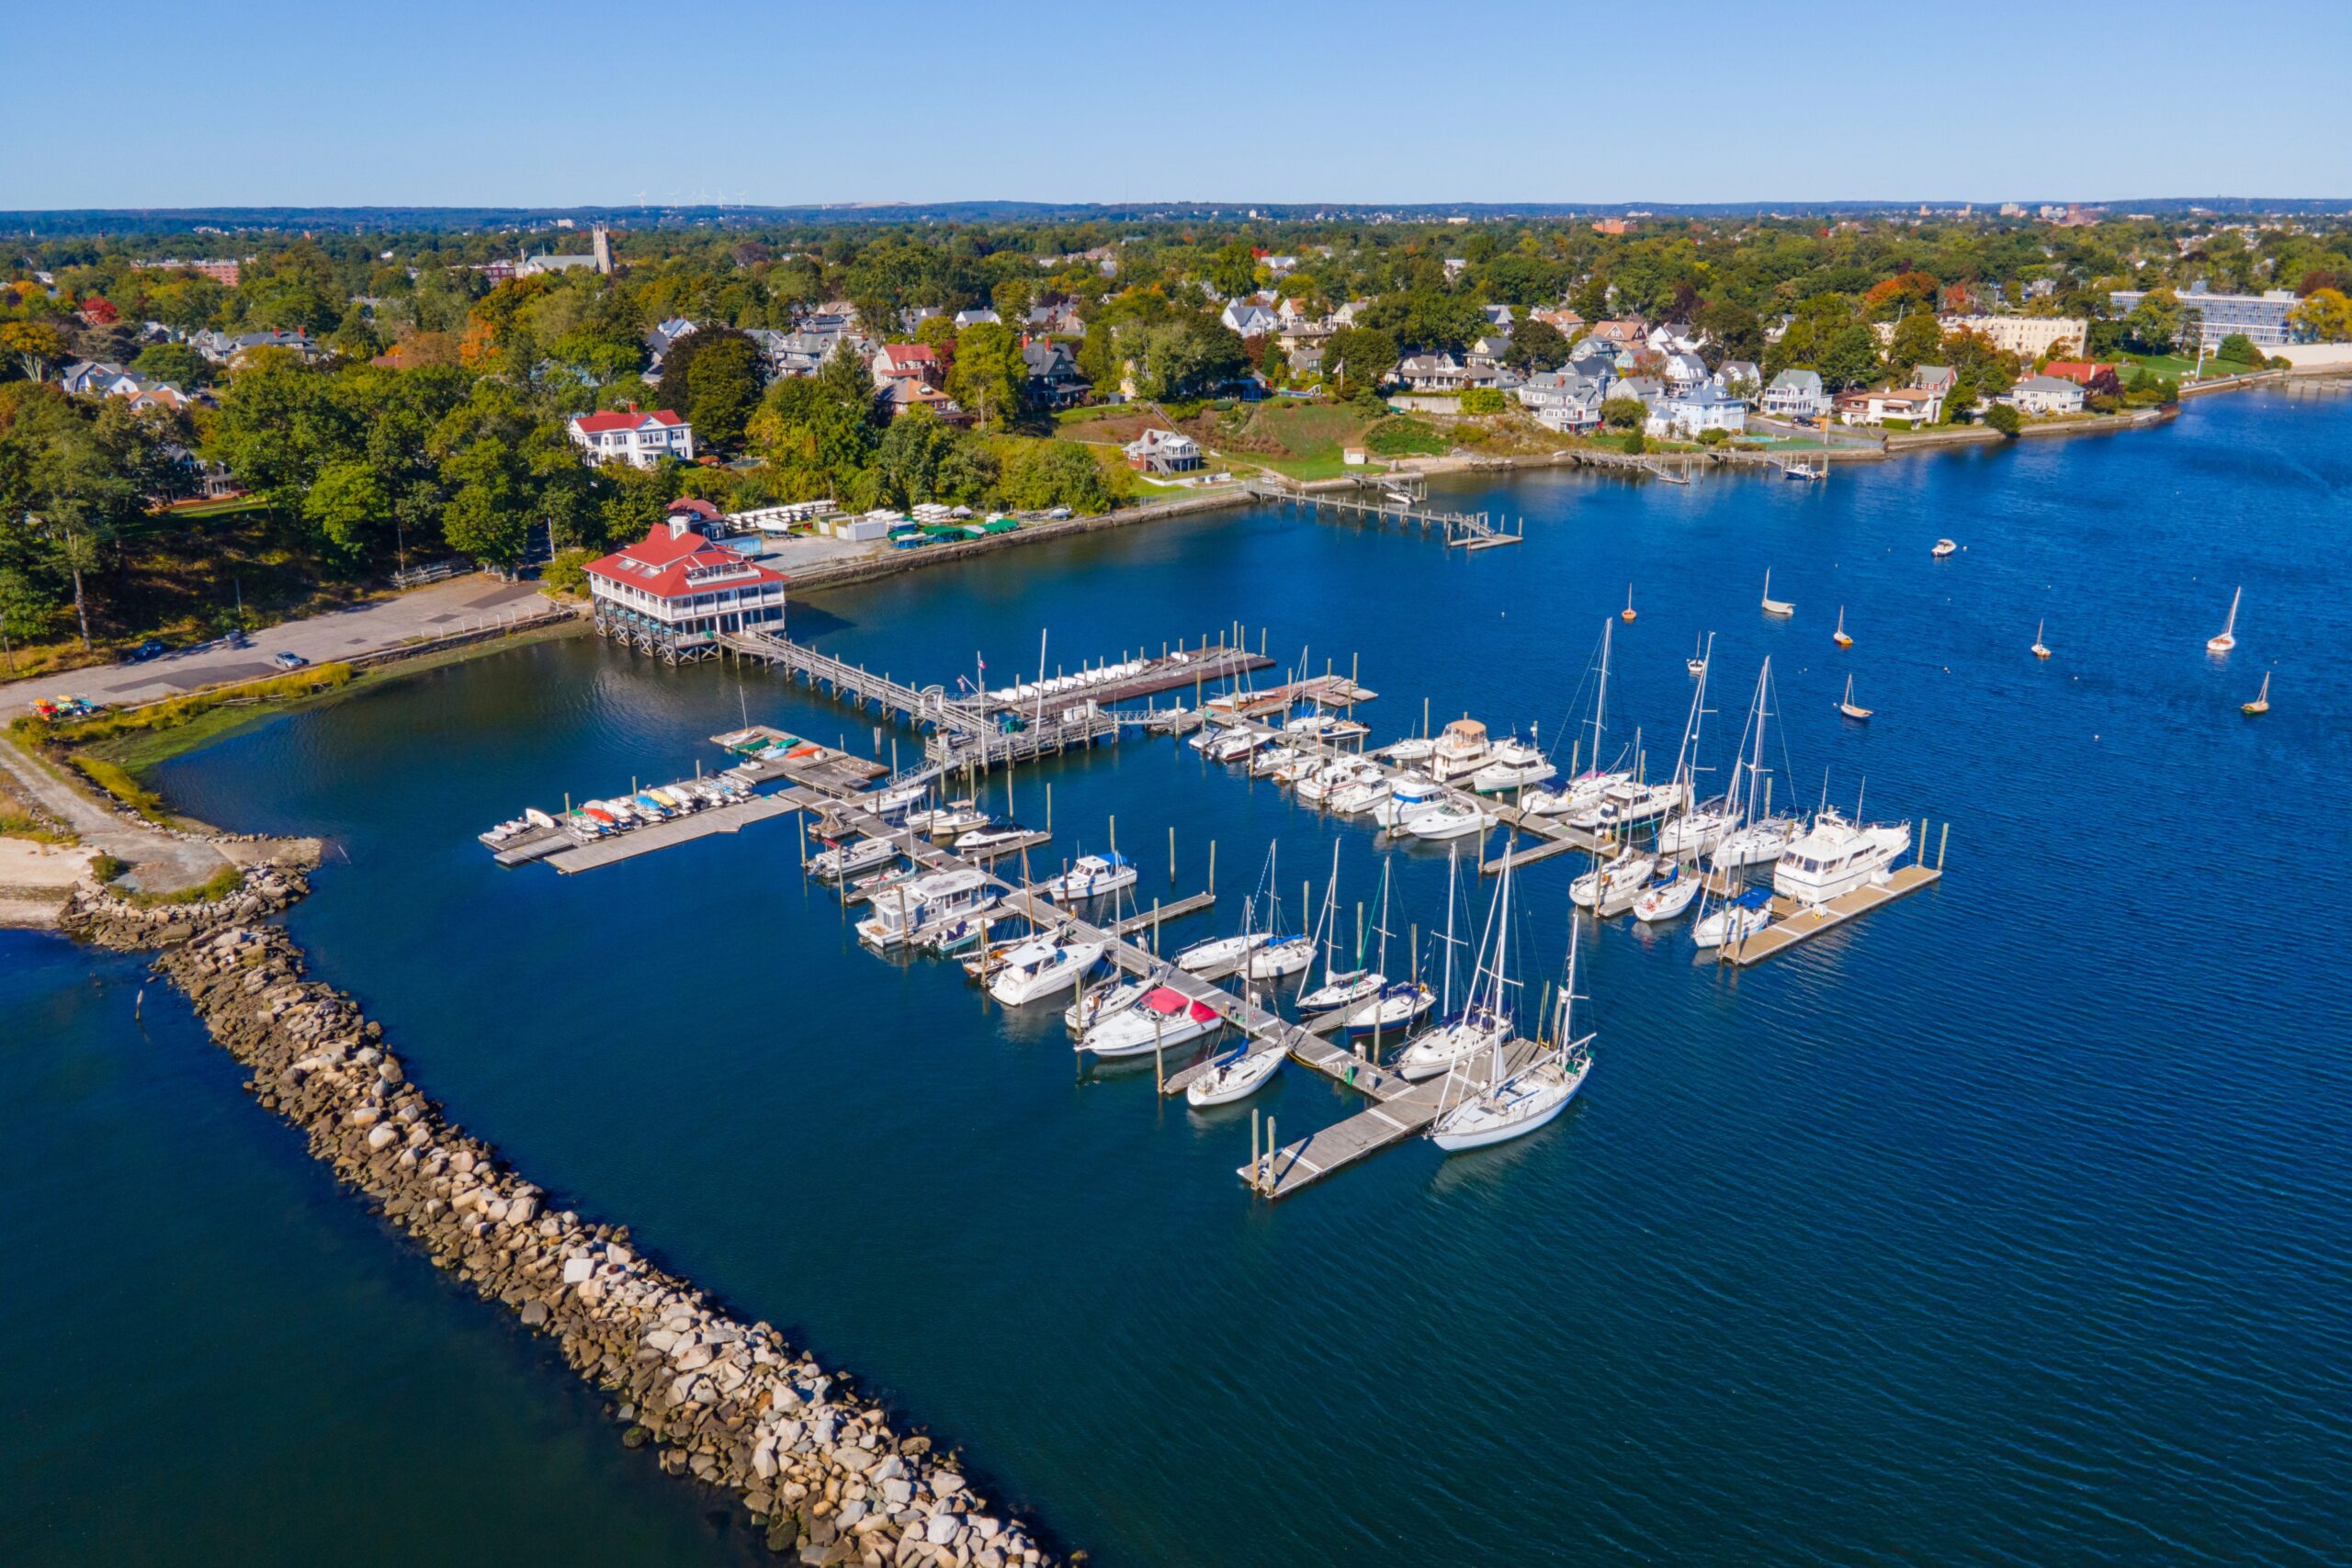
1246;479;1522;548
1723;863;1943;965
547;792;813;874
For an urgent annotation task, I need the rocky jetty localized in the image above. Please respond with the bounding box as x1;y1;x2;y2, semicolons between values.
87;897;1057;1566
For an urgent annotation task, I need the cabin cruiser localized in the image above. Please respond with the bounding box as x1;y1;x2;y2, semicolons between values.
1284;712;1344;741
1520;769;1629;818
1078;987;1224;1058
1383;736;1438;767
1402;799;1497;842
1040;852;1136;901
854;867;997;949
1371;777;1444;829
1429;719;1493;782
806;836;898;881
910;803;991;840
865;780;932;818
1468;736;1555;794
1205;729;1262;764
1772;809;1912;905
1395;1003;1512;1080
1570;849;1657;914
843;863;923;906
1329;775;1394;816
987;937;1108;1005
1248;743;1302;779
1297;758;1380;807
954;821;1035;854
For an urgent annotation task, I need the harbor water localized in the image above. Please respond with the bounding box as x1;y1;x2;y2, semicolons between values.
6;389;2350;1564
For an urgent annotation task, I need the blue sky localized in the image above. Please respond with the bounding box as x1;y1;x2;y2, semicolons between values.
9;0;2349;209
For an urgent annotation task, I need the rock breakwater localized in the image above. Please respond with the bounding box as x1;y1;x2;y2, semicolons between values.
77;889;1059;1566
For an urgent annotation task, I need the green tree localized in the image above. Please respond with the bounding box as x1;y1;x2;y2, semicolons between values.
945;321;1025;430
871;407;958;507
1692;299;1763;366
131;342;204;387
658;327;765;449
2123;288;2180;354
303;458;390;557
1502;318;1568;373
1817;323;1884;390
1885;312;1944;376
1600;396;1647;431
999;440;1115;514
0;566;54;670
1984;402;2022;437
2288;287;2350;342
2214;333;2259;367
2;321;69;381
1323;327;1398;399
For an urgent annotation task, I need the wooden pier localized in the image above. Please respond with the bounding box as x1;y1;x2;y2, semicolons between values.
1246;479;1521;548
1722;863;1942;965
1206;673;1378;719
545;792;813;874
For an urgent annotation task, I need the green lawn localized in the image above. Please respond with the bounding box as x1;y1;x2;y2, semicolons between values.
2120;352;2262;384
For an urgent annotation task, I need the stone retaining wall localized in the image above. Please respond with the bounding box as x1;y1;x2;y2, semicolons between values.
66;873;1060;1567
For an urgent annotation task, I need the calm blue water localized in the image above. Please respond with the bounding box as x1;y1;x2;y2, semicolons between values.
8;389;2350;1564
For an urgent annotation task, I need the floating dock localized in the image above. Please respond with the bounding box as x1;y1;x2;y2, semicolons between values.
1722;863;1942;965
548;792;813;874
1246;479;1522;548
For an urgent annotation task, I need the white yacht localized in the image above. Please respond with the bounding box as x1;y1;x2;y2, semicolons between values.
854;867;998;949
1383;736;1438;766
1521;770;1628;818
1772;808;1913;905
955;821;1036;854
1402;799;1497;842
987;938;1107;1005
1396;856;1514;1080
1065;976;1147;1034
1249;744;1303;779
1040;852;1136;902
1247;936;1316;979
1429;718;1493;782
1205;729;1261;763
1468;736;1555;794
1657;798;1736;857
1371;777;1444;829
1429;917;1592;1155
1329;775;1394;816
1340;980;1436;1041
1632;862;1702;922
902;799;982;835
1297;968;1383;1013
1712;816;1798;870
1077;987;1224;1058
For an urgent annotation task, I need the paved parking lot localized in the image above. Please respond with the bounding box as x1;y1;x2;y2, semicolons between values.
2;575;553;714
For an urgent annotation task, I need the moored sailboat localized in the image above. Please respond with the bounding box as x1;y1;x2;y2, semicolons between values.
2207;586;2242;653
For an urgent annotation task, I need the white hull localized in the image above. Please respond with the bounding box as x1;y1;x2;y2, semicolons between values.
1657;809;1735;857
1712;818;1795;870
1772;813;1911;906
1079;1001;1222;1058
988;942;1105;1006
1570;852;1655;912
1329;779;1393;815
1470;759;1556;794
1247;937;1317;979
1692;903;1772;949
1430;1053;1590;1151
808;839;898;880
1176;931;1272;974
1066;979;1146;1034
1371;787;1443;828
1402;803;1496;841
1395;1009;1511;1080
1184;1045;1283;1106
1340;984;1436;1040
1296;970;1382;1013
1633;874;1702;922
1041;858;1136;901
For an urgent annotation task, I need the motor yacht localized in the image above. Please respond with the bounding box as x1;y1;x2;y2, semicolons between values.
1402;799;1497;841
1772;808;1912;905
1468;737;1555;794
1429;718;1493;782
987;938;1107;1006
806;836;898;882
854;867;997;949
1077;987;1224;1058
1040;852;1136;902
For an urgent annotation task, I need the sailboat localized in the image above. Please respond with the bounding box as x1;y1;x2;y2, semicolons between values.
1335;856;1433;1044
1761;570;1794;617
1833;606;1853;649
1296;843;1382;1013
1838;674;1871;721
2207;586;2241;653
2030;619;2052;660
1524;619;1632;818
2242;672;2271;716
1428;873;1592;1153
1245;841;1315;979
1687;635;1706;677
1636;640;1713;923
1185;1036;1283;1107
1396;852;1513;1080
1621;585;1637;623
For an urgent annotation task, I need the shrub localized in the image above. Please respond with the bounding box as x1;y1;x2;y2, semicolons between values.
1623;428;1647;455
1600;397;1647;431
542;547;594;596
89;853;130;883
1984;403;2023;438
1362;417;1449;457
1697;427;1730;446
1459;388;1507;415
74;757;166;818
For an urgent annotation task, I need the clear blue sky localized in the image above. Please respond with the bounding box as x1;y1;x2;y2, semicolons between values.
10;0;2348;209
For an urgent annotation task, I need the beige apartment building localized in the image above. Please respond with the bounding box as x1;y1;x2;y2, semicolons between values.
1939;315;2087;361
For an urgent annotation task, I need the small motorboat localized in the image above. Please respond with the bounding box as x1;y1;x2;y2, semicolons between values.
1329;776;1394;816
2207;585;2241;653
1931;538;1957;558
807;836;898;881
1040;852;1136;902
1521;770;1627;818
1403;800;1497;841
1761;569;1794;618
1383;736;1438;765
1838;675;1871;721
955;821;1037;854
2242;671;2271;716
1370;778;1444;829
988;938;1107;1006
2031;619;2052;660
1206;730;1261;763
1621;585;1637;623
1832;606;1853;649
1185;1043;1283;1107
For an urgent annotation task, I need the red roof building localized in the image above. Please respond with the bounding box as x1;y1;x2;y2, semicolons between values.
2041;360;2120;386
583;508;786;649
567;404;695;468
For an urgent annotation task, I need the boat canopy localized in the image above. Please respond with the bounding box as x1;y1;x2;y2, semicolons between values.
1141;987;1220;1024
1443;718;1487;742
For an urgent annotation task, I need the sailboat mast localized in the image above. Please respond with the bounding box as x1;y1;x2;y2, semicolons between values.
1589;617;1611;775
1442;846;1458;1011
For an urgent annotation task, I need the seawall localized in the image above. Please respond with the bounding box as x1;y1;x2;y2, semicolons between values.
64;875;1060;1568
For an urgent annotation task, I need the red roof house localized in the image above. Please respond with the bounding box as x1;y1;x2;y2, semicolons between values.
567;404;695;468
582;514;786;646
2041;360;2120;386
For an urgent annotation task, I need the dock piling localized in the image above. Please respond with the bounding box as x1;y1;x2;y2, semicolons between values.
1938;822;1950;871
1170;825;1178;885
1251;1110;1261;1195
1209;840;1216;897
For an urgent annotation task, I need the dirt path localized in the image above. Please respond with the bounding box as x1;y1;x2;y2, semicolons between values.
0;738;238;894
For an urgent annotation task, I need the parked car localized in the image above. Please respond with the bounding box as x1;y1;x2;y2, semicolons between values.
130;638;168;661
272;650;308;671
